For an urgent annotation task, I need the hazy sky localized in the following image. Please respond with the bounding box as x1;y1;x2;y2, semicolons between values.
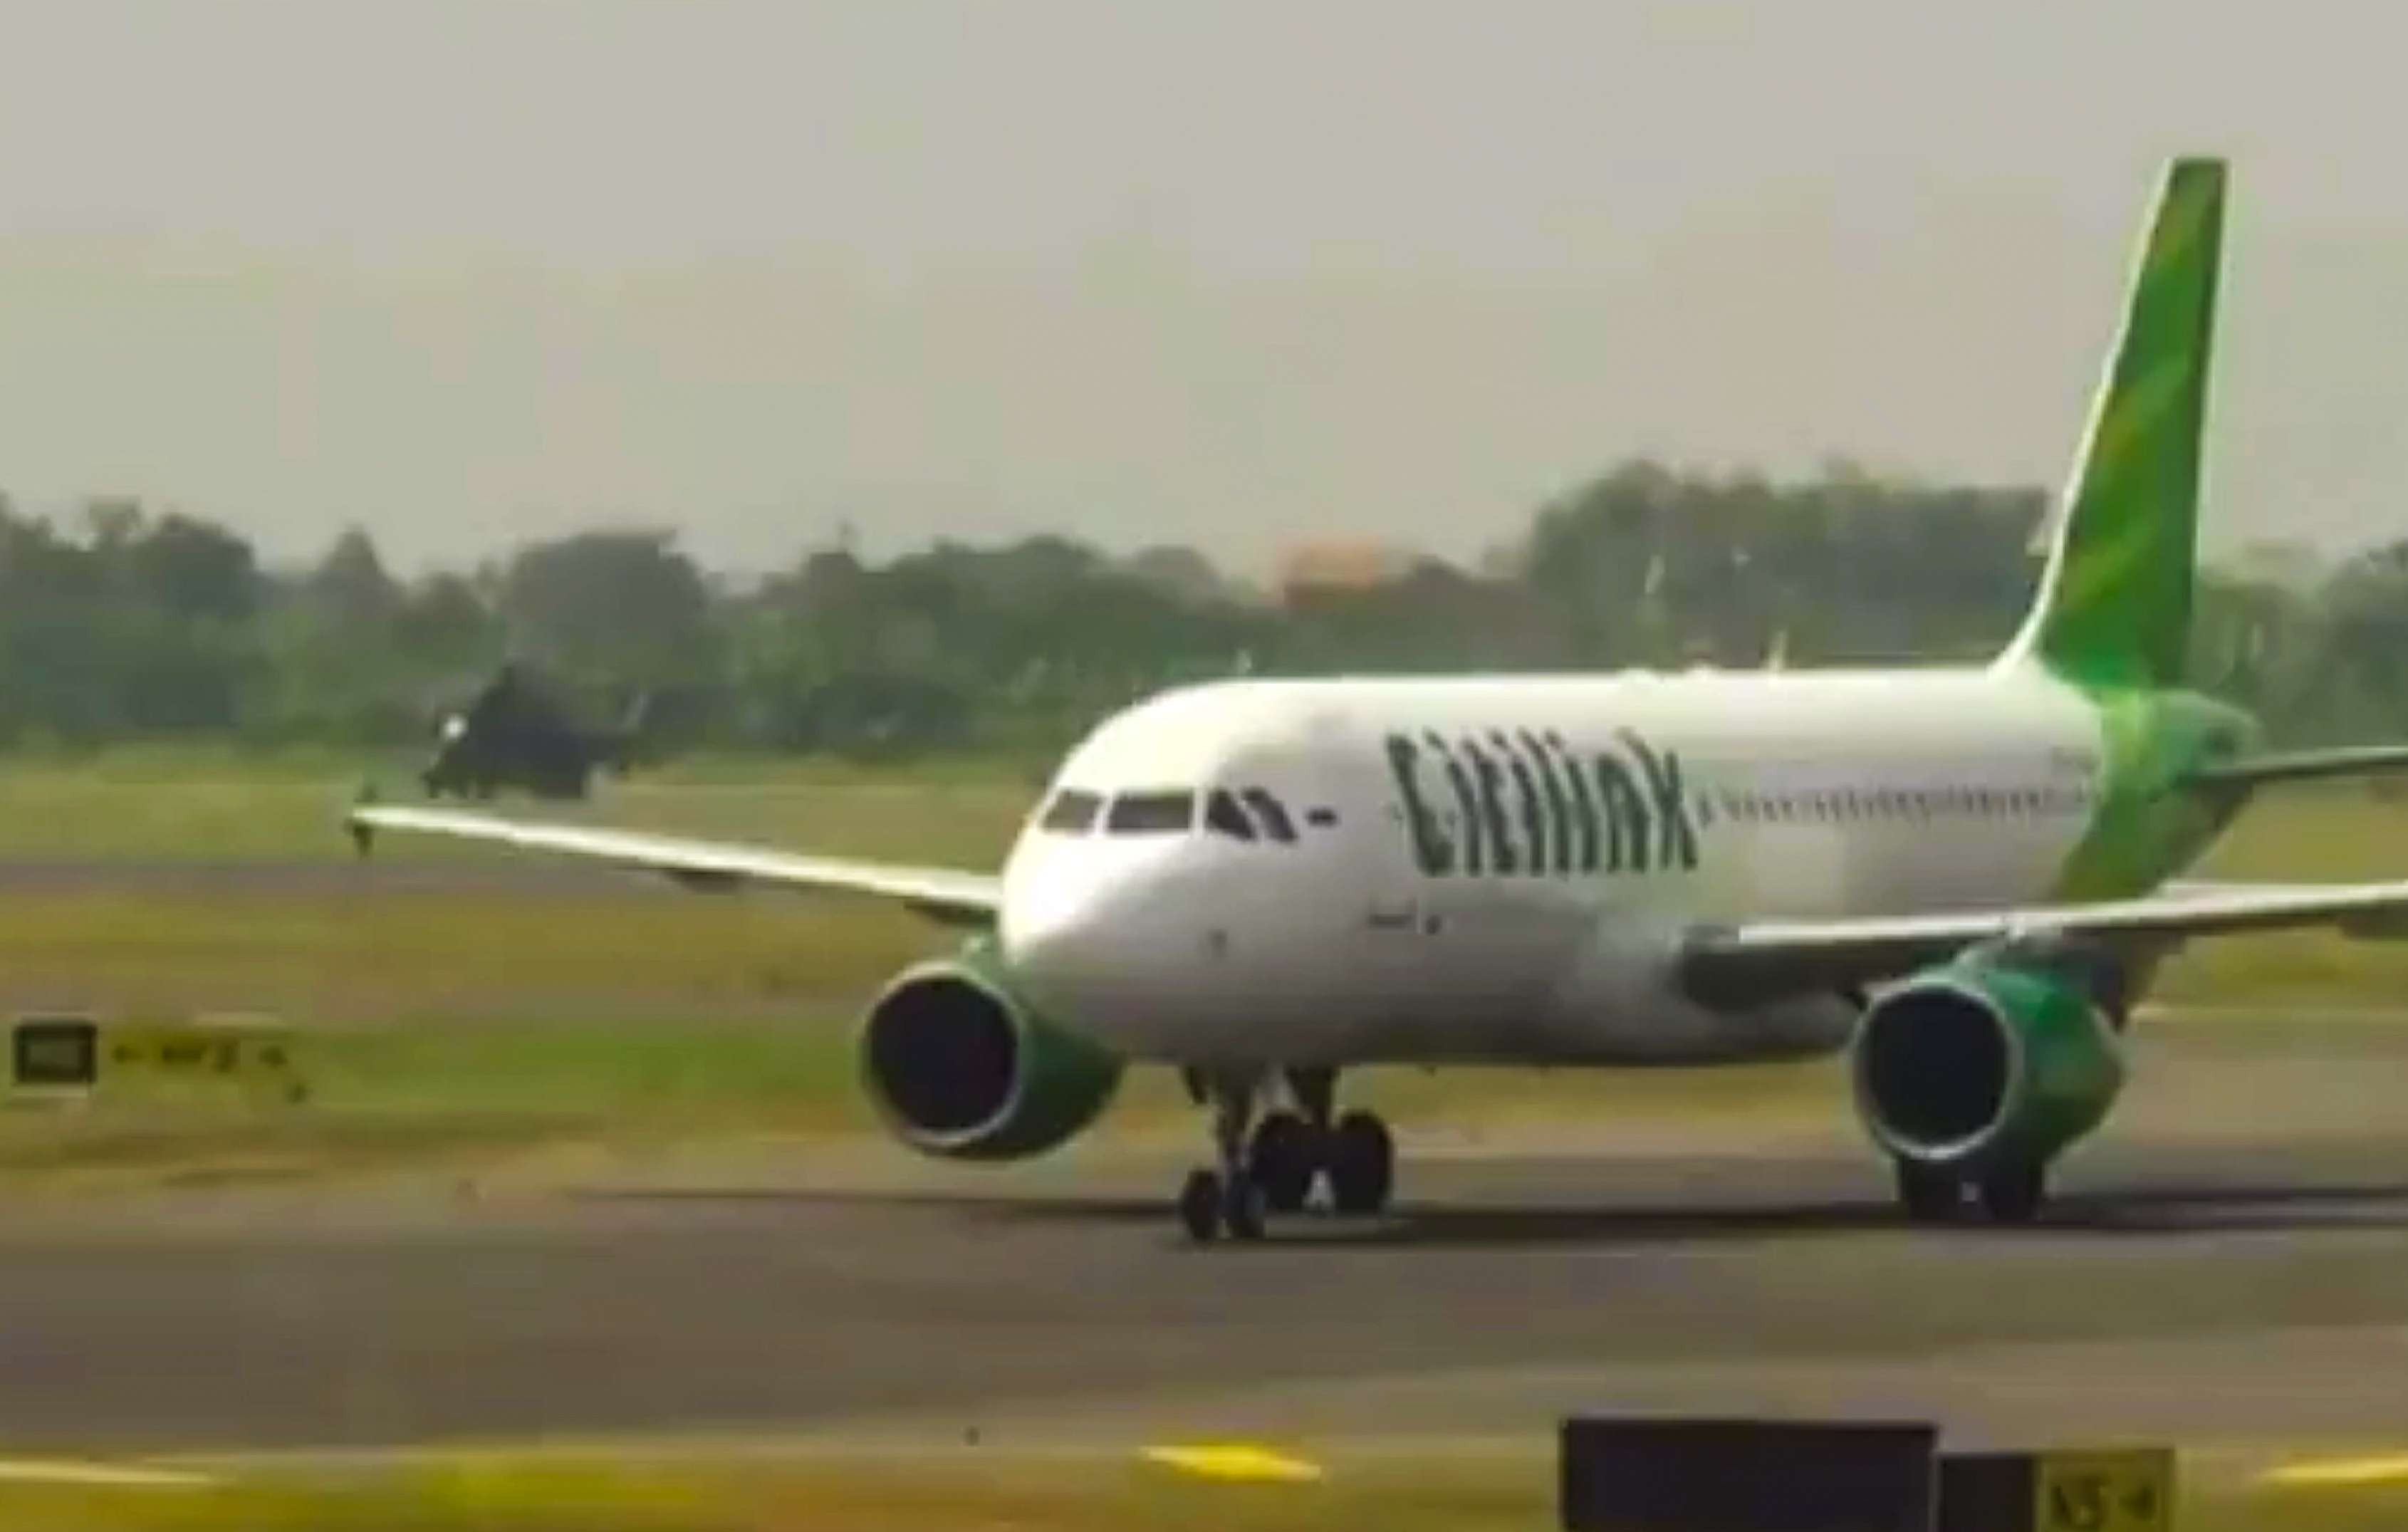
1;1;2405;576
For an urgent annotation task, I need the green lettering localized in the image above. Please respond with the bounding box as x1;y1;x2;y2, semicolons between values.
1494;731;1548;877
1429;734;1484;875
1464;739;1518;875
1547;730;1601;872
1520;729;1575;875
1622;731;1699;871
1592;752;1649;872
1382;733;1454;875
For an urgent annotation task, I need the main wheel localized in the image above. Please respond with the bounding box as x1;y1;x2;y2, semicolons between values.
1977;1161;2048;1224
1328;1110;1395;1216
1177;1169;1221;1243
1894;1160;1962;1223
1246;1111;1317;1214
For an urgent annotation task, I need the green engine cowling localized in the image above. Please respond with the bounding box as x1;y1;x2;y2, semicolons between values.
858;937;1123;1162
1850;952;2127;1176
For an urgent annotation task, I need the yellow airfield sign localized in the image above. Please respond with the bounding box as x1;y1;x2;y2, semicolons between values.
2033;1447;2173;1532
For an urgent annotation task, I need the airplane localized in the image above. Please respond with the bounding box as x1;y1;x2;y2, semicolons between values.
420;663;657;802
351;157;2408;1242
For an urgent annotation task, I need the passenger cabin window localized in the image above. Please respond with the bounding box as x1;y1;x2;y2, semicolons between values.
1204;790;1256;840
1040;789;1101;833
1105;791;1196;834
1240;788;1298;843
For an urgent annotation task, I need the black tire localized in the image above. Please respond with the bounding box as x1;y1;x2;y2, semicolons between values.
1247;1111;1317;1214
1220;1176;1266;1241
1977;1161;2048;1224
1895;1160;1962;1223
1177;1169;1221;1243
1328;1110;1395;1216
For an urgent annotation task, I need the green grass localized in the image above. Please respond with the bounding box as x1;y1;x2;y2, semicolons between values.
0;746;1038;863
0;757;2402;1184
0;887;932;1019
0;1013;884;1187
0;1444;2395;1531
0;1019;1847;1190
0;1453;1543;1532
2158;789;2408;1004
0;764;2382;1029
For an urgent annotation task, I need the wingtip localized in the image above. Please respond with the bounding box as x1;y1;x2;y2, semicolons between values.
347;779;381;857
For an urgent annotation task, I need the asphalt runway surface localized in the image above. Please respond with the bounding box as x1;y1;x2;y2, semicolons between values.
4;1074;2408;1457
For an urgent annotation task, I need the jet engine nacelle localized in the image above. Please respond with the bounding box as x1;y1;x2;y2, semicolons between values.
1851;946;2127;1176
858;939;1122;1162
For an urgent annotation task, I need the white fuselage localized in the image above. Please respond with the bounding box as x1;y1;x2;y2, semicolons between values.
999;669;2110;1069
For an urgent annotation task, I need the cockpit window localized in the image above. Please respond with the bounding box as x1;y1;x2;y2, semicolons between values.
1239;787;1296;843
1105;791;1196;834
1204;789;1256;840
1038;789;1102;833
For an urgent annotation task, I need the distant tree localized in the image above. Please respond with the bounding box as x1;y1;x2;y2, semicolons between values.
306;526;401;622
1122;544;1231;605
109;509;262;625
499;530;716;692
0;457;2402;758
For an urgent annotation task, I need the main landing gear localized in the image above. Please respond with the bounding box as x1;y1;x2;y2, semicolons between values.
1893;1157;2050;1225
1177;1066;1395;1242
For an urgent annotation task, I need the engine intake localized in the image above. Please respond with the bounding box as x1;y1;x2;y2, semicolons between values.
859;944;1121;1162
1850;957;2125;1174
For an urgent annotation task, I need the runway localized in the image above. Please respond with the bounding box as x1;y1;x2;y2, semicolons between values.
2;1077;2407;1455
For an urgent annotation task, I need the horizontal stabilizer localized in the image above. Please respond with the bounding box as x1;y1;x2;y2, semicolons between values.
2181;744;2408;791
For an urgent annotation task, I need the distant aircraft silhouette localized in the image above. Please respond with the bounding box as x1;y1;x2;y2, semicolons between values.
420;664;652;801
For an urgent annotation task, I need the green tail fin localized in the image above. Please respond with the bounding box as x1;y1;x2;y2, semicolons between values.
2001;156;2226;690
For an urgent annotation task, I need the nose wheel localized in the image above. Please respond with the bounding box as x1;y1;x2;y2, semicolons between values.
1245;1111;1318;1214
1179;1068;1271;1242
1177;1167;1264;1241
1179;1067;1395;1241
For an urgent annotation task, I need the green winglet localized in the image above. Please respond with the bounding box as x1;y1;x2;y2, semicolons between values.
2004;157;2226;690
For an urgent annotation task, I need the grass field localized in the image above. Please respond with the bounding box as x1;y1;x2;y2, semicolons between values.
1;754;2407;1183
1;756;2404;1528
0;1442;2397;1532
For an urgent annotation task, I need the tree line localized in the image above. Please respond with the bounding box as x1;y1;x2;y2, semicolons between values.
0;463;2393;762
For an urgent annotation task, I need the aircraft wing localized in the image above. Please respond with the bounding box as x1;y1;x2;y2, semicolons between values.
2182;744;2408;791
347;804;1001;927
1679;877;2408;1007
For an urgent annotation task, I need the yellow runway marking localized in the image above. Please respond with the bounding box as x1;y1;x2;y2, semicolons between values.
0;1458;217;1488
1141;1442;1325;1483
2261;1453;2408;1487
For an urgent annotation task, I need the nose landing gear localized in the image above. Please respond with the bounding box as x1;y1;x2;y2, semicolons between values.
1178;1066;1395;1242
1245;1110;1318;1214
1177;1070;1268;1241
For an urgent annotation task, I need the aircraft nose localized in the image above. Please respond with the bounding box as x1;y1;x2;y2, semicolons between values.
1000;848;1199;1027
1000;882;1115;1006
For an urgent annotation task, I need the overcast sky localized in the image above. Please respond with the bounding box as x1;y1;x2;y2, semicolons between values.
0;1;2404;576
